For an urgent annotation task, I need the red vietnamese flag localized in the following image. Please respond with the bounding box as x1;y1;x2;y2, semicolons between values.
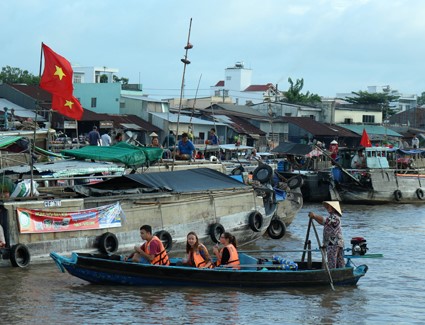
52;94;84;120
360;128;372;147
40;43;73;97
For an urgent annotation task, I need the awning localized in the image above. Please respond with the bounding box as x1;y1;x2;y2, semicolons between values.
120;123;142;130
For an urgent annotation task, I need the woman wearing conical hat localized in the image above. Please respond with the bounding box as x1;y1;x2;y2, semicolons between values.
308;201;345;269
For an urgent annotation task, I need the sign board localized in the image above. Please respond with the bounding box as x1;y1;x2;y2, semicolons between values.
64;121;77;129
100;121;114;128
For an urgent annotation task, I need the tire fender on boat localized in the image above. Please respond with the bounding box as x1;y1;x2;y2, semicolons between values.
248;211;263;232
394;190;402;201
98;232;119;254
209;223;225;243
416;188;424;200
10;243;31;268
154;230;173;251
287;175;304;189
267;218;286;240
253;164;273;184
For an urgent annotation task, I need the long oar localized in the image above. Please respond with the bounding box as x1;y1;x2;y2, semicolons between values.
311;221;335;291
302;218;312;262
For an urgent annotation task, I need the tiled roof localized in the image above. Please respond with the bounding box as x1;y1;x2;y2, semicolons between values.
214;80;225;87
282;117;339;136
10;84;52;102
79;109;160;132
244;84;272;92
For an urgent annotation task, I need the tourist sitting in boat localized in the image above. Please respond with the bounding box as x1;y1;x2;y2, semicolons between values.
183;231;213;268
212;232;240;269
175;132;196;160
308;201;345;269
124;225;170;266
351;149;366;169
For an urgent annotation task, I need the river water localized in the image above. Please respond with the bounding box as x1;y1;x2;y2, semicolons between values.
0;202;424;324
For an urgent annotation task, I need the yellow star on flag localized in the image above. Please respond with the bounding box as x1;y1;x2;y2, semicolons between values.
64;100;74;109
54;65;66;80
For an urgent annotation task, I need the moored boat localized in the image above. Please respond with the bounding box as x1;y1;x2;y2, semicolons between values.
0;168;278;267
331;146;425;204
49;251;368;287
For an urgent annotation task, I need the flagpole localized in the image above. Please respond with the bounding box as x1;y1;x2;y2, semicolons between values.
29;43;44;196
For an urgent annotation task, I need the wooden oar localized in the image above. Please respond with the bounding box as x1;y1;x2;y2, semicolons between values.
302;218;313;262
311;221;335;291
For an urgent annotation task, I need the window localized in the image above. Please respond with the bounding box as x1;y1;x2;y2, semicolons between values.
284;113;292;117
91;98;97;108
362;115;375;123
74;75;82;83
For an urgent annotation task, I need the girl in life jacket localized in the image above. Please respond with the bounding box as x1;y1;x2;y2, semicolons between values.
213;232;240;269
184;232;213;268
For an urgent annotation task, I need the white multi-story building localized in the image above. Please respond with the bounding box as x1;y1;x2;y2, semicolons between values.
72;66;119;84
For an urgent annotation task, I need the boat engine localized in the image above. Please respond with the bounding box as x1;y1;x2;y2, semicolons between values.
350;237;368;255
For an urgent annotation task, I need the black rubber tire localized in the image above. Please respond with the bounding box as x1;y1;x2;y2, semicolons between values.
394;190;402;201
98;232;119;254
248;211;263;232
154;230;173;251
416;188;424;200
253;164;273;184
267;219;286;240
287;175;304;189
209;223;225;243
10;243;31;268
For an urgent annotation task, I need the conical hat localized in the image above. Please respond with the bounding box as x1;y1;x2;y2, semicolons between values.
323;201;342;216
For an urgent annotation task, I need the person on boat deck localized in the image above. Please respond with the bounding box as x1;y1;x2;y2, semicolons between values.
329;140;339;164
183;232;212;268
124;225;170;266
0;224;6;249
412;134;420;149
308;201;345;269
351;149;366;169
88;126;101;146
213;232;240;269
150;136;163;149
205;128;219;145
175;132;196;160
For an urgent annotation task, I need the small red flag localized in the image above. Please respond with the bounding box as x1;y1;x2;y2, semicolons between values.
52;94;84;121
360;128;372;147
40;43;74;97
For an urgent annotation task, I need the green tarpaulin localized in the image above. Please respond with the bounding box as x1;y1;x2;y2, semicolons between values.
61;142;163;168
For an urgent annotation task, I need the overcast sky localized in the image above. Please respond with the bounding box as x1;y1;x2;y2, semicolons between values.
1;0;425;100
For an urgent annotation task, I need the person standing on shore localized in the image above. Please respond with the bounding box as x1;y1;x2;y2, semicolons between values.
308;201;345;269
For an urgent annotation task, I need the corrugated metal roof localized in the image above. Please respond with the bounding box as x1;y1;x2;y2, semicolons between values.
0;98;46;121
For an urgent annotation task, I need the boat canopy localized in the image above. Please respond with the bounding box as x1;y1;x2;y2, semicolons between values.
272;142;313;156
61;142;163;169
73;168;249;196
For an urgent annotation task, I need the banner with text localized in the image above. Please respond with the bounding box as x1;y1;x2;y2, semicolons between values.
17;202;124;234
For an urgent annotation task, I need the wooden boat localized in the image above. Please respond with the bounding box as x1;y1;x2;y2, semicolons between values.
49;251;368;287
331;146;425;204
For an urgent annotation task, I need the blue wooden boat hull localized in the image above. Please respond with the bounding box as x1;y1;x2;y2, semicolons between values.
50;252;368;287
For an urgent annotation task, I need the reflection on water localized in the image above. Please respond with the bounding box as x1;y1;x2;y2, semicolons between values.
0;203;424;324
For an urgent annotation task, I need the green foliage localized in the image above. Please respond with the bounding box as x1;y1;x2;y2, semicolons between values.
343;90;400;119
99;74;108;83
417;91;425;106
0;66;40;85
283;77;321;105
113;75;129;84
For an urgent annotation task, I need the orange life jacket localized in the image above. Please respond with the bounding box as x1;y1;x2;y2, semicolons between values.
189;243;212;268
143;235;170;266
216;244;240;269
